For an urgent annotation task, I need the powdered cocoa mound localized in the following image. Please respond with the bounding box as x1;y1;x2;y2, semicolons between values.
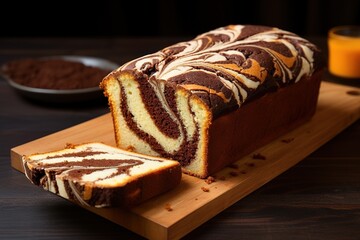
2;58;110;90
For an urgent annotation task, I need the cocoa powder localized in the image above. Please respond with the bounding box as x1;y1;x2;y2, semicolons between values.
2;58;110;90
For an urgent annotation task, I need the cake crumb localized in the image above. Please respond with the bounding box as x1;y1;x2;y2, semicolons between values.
246;162;255;167
65;143;76;149
346;90;360;96
229;171;238;177
218;175;226;181
201;187;210;192
205;176;216;184
228;163;239;169
252;153;266;160
165;203;173;211
240;170;247;174
281;138;295;143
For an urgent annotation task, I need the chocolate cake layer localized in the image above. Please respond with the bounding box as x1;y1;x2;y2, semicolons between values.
22;142;182;208
101;24;322;178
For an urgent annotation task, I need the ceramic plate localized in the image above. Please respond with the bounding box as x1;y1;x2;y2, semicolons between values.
1;55;119;103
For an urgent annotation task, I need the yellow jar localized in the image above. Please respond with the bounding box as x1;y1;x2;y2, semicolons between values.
328;25;360;79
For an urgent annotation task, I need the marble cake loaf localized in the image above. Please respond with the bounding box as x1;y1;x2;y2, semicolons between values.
22;142;182;208
100;24;323;178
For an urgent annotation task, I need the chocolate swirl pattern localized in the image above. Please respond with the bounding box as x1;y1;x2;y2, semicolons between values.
22;142;182;207
120;25;319;115
101;24;322;178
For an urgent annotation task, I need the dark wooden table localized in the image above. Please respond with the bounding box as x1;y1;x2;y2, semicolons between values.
1;37;359;240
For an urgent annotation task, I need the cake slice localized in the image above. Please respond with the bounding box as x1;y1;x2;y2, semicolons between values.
22;142;182;208
100;24;323;178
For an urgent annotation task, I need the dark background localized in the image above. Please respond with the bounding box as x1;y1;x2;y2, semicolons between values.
1;0;359;38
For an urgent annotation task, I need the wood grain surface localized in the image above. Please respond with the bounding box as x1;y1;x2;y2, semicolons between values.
10;81;360;240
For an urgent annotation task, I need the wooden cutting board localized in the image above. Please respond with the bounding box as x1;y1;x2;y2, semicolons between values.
10;81;360;240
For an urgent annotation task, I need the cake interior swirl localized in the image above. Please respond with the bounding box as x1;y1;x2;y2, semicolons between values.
22;142;182;208
101;24;323;178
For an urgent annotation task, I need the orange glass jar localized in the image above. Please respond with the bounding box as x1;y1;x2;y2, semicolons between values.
328;25;360;79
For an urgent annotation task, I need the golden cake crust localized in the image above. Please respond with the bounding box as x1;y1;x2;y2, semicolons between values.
100;24;323;178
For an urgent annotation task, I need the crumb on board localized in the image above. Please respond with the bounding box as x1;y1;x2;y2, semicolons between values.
252;153;266;160
201;187;210;192
346;90;360;96
281;138;295;143
218;175;226;180
165;203;173;211
229;171;238;177
65;143;76;149
228;163;239;169
246;162;255;167
205;176;216;184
